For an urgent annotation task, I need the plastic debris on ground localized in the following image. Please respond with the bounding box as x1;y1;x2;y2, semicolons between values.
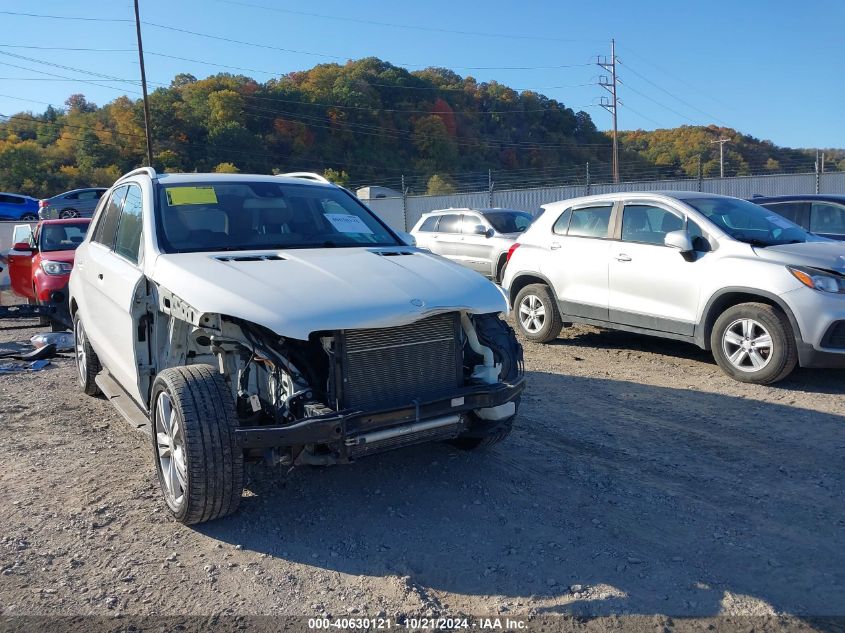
0;359;50;374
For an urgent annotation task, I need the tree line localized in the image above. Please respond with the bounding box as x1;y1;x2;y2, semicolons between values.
0;57;839;198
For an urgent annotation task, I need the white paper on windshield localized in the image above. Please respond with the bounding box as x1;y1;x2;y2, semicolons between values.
767;215;794;229
324;213;373;234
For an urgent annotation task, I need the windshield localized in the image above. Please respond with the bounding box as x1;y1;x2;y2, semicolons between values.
39;222;89;252
683;197;812;246
155;181;400;253
483;210;534;234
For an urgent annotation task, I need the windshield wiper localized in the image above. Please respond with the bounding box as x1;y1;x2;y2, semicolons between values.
737;238;772;248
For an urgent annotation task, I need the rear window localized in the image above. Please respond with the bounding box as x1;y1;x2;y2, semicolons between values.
155;181;399;253
568;205;613;238
418;216;439;232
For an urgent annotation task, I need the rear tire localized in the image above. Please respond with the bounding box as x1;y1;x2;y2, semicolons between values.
710;302;798;384
59;209;79;219
514;284;563;343
21;213;37;222
73;313;102;396
151;365;243;525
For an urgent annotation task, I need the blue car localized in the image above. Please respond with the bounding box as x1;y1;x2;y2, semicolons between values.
0;192;40;221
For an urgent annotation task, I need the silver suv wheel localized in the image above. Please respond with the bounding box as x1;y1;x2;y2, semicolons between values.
721;317;773;372
155;391;187;511
74;318;88;383
518;294;546;334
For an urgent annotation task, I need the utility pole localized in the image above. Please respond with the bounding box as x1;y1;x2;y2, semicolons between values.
133;0;154;167
488;168;494;207
697;154;702;192
597;38;619;183
710;138;729;178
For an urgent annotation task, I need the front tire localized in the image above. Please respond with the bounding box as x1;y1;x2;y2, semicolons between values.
74;313;102;396
59;209;79;219
514;283;563;343
151;365;243;525
710;302;798;384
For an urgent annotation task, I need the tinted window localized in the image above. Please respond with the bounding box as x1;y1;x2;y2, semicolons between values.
77;190;101;201
552;209;572;235
568;206;613;238
436;214;462;234
39;222;90;252
418;216;439;232
113;185;143;263
621;204;683;245
92;186;128;247
684;197;811;246
483;211;533;233
63;192;79;200
760;201;808;224
461;215;486;235
156;182;399;253
810;202;845;235
0;194;24;204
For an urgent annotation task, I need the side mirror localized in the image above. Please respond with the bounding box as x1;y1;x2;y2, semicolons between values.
12;241;35;252
396;230;416;246
664;230;693;253
485;228;496;239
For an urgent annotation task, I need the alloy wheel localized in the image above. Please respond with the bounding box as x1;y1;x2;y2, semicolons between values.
155;391;187;509
722;318;773;372
75;319;87;384
519;294;546;334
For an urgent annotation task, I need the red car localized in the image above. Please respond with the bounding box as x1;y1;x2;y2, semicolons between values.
6;218;91;327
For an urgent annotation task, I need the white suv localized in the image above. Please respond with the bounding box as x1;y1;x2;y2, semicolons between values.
69;168;524;524
502;191;845;384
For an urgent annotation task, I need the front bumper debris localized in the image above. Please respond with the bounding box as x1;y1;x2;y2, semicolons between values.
234;378;525;451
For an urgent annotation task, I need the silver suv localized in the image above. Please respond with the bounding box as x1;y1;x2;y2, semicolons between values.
39;187;108;219
502;191;845;384
411;208;533;281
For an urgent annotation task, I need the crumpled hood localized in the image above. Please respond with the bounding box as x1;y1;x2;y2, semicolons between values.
752;241;845;274
151;247;508;339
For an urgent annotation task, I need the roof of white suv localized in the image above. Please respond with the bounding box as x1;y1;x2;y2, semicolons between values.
117;171;336;187
541;190;736;211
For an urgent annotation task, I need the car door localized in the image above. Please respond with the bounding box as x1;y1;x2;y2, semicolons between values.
6;226;38;300
80;184;147;403
76;185;129;376
541;203;614;321
427;213;462;259
759;201;810;231
608;201;704;336
71;190;96;217
457;213;495;274
808;200;845;240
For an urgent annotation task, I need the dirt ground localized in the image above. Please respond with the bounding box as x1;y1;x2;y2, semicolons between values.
1;303;844;623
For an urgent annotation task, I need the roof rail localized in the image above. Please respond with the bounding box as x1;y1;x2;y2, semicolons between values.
117;166;158;182
278;171;331;184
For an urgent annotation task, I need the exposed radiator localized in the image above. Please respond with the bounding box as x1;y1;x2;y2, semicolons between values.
336;312;462;410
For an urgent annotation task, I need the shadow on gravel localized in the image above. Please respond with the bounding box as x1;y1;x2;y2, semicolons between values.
551;327;845;395
198;372;845;618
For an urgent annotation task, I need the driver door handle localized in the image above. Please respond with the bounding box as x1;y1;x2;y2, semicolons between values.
550;242;561;250
615;254;632;262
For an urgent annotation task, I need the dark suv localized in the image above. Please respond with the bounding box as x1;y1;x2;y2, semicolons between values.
750;194;845;241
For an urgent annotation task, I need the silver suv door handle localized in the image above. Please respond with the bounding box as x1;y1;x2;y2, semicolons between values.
550;242;561;250
615;254;632;262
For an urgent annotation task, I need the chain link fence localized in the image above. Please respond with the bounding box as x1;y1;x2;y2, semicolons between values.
362;170;845;232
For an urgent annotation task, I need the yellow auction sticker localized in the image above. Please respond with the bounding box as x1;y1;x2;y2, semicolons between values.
165;186;218;206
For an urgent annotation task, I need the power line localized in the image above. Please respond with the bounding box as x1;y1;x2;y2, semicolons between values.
0;10;131;22
212;0;602;44
617;59;729;126
618;80;700;125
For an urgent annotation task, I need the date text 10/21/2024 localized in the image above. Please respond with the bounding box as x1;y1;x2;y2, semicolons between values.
307;617;528;630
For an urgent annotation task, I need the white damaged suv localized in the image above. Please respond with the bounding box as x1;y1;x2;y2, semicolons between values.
69;169;523;524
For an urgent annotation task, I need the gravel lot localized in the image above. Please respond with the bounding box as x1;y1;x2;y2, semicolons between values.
1;301;844;622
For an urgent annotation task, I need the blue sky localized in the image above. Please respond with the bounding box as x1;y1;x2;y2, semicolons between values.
0;0;842;148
